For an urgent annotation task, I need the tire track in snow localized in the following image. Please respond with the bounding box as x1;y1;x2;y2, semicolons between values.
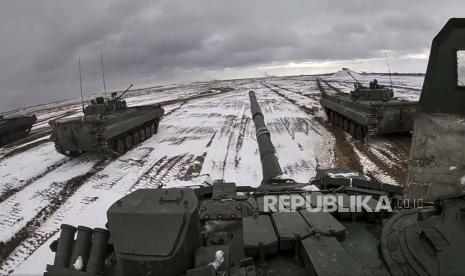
0;157;99;238
268;80;363;172
220;128;237;179
0;158;69;204
234;113;250;168
0;137;51;163
0;158;110;271
91;147;155;190
129;154;191;191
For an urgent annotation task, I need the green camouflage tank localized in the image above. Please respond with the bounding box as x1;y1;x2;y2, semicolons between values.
49;89;164;156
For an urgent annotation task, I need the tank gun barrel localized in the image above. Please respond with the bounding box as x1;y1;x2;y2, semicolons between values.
116;84;134;100
346;71;362;86
249;91;283;185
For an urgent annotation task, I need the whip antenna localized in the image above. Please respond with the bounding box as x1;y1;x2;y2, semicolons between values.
384;51;393;89
100;52;107;99
78;58;84;112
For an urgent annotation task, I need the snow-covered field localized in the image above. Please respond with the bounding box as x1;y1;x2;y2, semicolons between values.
0;73;422;275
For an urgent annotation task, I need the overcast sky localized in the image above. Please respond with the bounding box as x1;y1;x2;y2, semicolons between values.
1;0;464;112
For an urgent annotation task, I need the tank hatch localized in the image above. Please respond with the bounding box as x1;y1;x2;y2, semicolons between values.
107;188;200;275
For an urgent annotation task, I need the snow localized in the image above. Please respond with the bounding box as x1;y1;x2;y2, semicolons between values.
0;73;423;275
0;143;68;200
327;172;371;181
332;68;361;78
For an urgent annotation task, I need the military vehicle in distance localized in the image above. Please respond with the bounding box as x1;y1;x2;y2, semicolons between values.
49;86;164;156
319;70;418;139
0;114;37;146
44;18;465;276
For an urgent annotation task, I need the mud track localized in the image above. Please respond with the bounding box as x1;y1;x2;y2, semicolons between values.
130;154;191;191
234;114;250;168
263;81;363;172
181;153;207;180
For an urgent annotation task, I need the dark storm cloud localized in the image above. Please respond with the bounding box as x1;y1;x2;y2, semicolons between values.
0;0;464;112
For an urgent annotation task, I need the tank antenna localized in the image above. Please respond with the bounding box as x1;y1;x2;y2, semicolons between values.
78;58;84;112
384;51;393;89
100;52;107;99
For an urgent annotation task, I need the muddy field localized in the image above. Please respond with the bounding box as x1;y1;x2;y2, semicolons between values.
0;73;422;275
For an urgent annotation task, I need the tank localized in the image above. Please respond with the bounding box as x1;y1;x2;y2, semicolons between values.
43;18;465;276
0;114;37;146
49;87;164;156
319;74;419;139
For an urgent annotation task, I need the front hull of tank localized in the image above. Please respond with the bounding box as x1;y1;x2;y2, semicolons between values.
51;122;98;152
377;106;417;134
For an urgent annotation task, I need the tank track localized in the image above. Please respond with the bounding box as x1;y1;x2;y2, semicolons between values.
366;115;378;138
102;118;160;155
52;119;160;157
324;108;378;140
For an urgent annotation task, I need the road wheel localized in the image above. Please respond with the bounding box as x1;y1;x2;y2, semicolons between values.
355;126;364;140
19;130;27;138
328;111;333;123
125;135;133;149
68;151;80;157
338;116;344;128
324;108;330;117
108;140;114;151
330;112;336;125
145;126;152;138
8;131;16;141
116;139;126;154
133;132;140;145
349;123;356;137
153;120;159;134
150;123;157;134
139;129;146;141
0;136;8;146
343;119;349;132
